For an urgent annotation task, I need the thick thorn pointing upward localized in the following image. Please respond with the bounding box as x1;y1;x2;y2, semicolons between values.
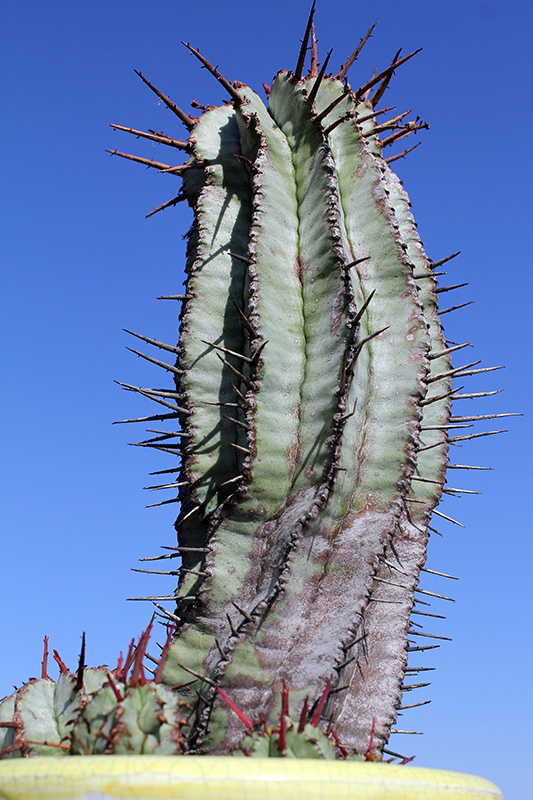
356;49;422;100
295;2;316;81
336;20;378;80
182;42;242;105
134;70;195;129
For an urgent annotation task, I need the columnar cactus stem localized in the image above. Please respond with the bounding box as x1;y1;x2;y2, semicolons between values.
107;19;514;754
2;9;516;763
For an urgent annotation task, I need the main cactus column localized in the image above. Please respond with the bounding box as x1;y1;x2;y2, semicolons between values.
108;15;494;757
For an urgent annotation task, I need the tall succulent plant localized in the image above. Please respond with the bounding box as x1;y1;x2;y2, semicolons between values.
1;7;516;762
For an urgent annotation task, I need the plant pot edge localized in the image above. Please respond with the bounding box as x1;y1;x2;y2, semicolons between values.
0;756;504;800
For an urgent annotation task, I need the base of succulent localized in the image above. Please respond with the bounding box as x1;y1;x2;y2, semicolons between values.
0;756;503;800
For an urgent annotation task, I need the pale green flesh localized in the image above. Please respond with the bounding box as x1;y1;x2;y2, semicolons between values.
179;105;252;516
208;80;432;749
165;77;354;720
156;73;450;756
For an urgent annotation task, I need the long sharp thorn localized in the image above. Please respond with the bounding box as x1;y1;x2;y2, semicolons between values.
154;623;176;683
404;667;436;673
374;576;407;589
201;339;252;363
450;413;521;423
314;90;350;124
430;251;461;269
367;109;411;135
336;19;378;80
134;70;194;128
448;463;492;470
369;48;401;107
216;353;254;390
222;413;249;430
427;360;482;383
228;251;252;264
128;595;196;601
432;509;464;527
131;432;181;446
412;609;446;619
106;149;175;171
157;293;191;300
118;384;187;414
385;142;422;163
346;256;371;268
323;112;352;137
420;386;463;407
41;635;49;679
416;588;454;602
152;603;181;623
310;23;318;77
417;439;446;453
113;412;180;425
381;121;429;147
356;106;395;124
124;329;179;355
232;301;257;337
356;325;389;350
139;553;178;562
380;558;408;576
177;505;201;523
440;301;474;315
132;567;178;575
220;474;245;487
251;339;268;361
421;567;458;580
294;2;316;81
115;381;183;401
215;638;226;660
176;663;217;687
448;429;506;444
147;193;186;219
355;49;422;100
146;497;181;509
229;442;252;455
307;49;333;106
181;42;242;104
408;629;452;642
232;601;253;621
453;389;503;399
110;123;188;149
453;365;505;378
414;270;447;279
429;342;472;360
443;487;481;495
74;632;86;692
226;613;238;636
353;289;375;327
179;567;208;577
230;383;250;408
125;346;185;376
435;282;469;294
421;423;472;430
146;428;190;437
398;701;432;710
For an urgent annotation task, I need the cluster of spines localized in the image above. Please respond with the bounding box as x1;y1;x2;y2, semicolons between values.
0;622;188;759
107;4;519;757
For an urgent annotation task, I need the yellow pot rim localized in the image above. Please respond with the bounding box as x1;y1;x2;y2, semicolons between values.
0;756;503;800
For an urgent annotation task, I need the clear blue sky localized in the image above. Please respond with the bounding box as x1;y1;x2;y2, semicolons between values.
1;1;531;796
